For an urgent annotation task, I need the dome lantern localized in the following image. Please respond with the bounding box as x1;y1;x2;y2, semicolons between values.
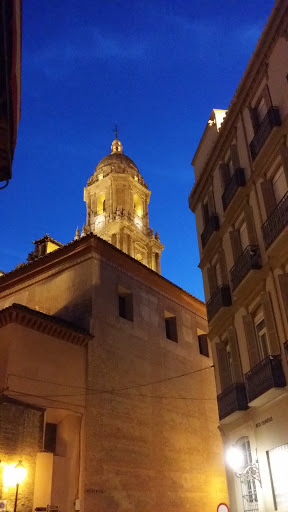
111;138;123;154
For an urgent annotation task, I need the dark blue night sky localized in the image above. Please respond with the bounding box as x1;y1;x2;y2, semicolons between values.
1;0;275;300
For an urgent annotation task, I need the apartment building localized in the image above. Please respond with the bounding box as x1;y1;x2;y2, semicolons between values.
189;1;288;511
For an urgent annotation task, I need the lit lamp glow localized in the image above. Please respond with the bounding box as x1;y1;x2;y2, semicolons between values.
226;446;244;472
226;445;261;485
2;461;27;512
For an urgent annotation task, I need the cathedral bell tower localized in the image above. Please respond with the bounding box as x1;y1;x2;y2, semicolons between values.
78;136;164;273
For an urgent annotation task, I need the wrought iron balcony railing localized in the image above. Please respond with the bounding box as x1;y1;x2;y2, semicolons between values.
245;355;286;403
249;106;281;161
222;168;246;211
262;191;288;249
206;285;232;322
217;383;248;421
230;245;262;292
201;214;219;249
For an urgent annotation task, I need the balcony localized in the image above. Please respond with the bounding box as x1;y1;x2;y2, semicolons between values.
201;214;219;249
222;168;246;211
217;383;248;422
230;245;262;292
249;106;281;161
206;285;232;322
262;191;288;249
245;355;286;404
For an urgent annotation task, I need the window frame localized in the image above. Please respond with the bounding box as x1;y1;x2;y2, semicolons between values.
164;312;178;343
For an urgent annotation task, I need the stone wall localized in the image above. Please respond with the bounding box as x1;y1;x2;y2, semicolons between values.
0;397;44;512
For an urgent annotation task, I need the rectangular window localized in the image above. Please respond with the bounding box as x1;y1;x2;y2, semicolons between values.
44;423;57;453
118;286;133;321
239;221;249;251
216;340;232;391
164;312;178;342
202;201;209;226
257;96;267;124
215;261;222;287
268;444;288;510
255;317;269;359
227;156;233;175
198;334;209;357
273;166;286;204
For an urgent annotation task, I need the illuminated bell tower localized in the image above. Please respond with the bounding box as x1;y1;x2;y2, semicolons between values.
81;136;164;273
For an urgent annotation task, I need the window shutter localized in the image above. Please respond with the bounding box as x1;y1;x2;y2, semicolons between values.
216;342;231;391
207;189;215;214
219;247;228;285
227;326;243;383
207;265;218;296
280;144;288;187
230;144;240;170
261;292;280;355
230;230;242;262
244;204;257;246
261;180;277;217
219;163;231;189
278;274;288;322
243;314;260;368
249;106;260;133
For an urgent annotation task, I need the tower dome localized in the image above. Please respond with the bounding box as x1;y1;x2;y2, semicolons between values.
88;137;146;186
82;137;164;273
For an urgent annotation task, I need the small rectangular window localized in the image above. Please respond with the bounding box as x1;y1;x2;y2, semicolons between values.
44;422;57;453
198;334;209;357
164;312;178;342
118;286;133;321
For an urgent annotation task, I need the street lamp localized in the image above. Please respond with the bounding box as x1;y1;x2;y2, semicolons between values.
226;446;261;486
1;461;27;512
13;461;27;512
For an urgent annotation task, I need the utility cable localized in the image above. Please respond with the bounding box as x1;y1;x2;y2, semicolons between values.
8;388;215;402
7;364;214;396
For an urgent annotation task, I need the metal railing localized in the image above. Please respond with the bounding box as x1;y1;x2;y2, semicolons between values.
201;214;219;248
245;355;286;403
230;245;262;291
206;285;232;322
249;107;281;160
217;383;248;421
262;191;288;249
222;168;246;211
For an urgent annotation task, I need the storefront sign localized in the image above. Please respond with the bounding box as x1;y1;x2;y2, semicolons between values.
256;416;273;428
85;489;104;494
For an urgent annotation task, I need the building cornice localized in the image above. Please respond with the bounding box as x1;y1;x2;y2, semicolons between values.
0;303;92;345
